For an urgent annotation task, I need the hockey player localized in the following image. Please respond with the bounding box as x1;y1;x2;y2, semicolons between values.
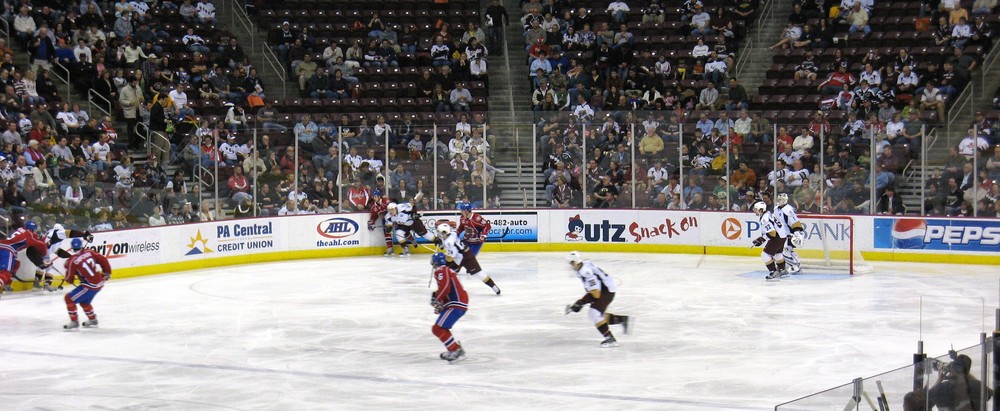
430;252;467;363
0;221;51;295
436;223;501;295
42;224;95;284
565;251;629;348
773;193;805;274
456;202;491;255
385;196;434;257
751;201;788;281
62;238;111;330
367;189;395;256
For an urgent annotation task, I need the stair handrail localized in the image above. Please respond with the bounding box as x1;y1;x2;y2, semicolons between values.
49;60;72;104
0;17;9;45
228;0;255;52
943;42;1000;151
734;0;775;76
87;89;112;118
261;42;287;99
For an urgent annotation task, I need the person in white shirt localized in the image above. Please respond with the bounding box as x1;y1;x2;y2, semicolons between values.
691;37;710;57
90;134;112;170
73;39;92;62
56;104;80;134
858;63;881;87
572;95;594;121
343;147;362;171
951;16;972;48
690;7;713;37
168;83;189;114
792;131;814;154
896;66;919;93
606;0;631;24
958;129;989;159
196;0;216;24
886;113;905;141
218;135;240;166
148;205;167;226
182;28;211;54
647;160;669;188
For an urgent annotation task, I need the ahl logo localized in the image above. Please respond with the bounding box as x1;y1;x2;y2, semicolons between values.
317;217;360;239
185;229;213;255
721;218;742;240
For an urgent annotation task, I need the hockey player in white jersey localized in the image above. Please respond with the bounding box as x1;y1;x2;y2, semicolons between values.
38;224;94;291
751;201;788;281
436;223;501;295
385;199;434;257
773;193;804;274
565;251;629;348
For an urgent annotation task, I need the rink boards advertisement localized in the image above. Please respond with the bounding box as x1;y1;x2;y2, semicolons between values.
38;209;993;288
418;211;539;242
873;217;1000;252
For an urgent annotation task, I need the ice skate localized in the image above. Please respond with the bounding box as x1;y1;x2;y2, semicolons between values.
2;283;11;292
400;246;411;257
32;280;42;290
82;319;99;328
491;285;501;295
383;248;394;256
788;262;801;274
600;336;619;348
621;316;631;335
440;348;466;363
765;271;780;281
44;284;60;292
63;321;79;331
778;268;790;278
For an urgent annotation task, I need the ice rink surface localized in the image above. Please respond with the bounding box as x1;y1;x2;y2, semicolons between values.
1;251;996;410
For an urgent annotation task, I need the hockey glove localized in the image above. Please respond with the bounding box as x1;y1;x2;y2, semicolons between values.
752;236;766;247
367;221;375;231
83;231;94;243
790;232;804;247
565;302;583;314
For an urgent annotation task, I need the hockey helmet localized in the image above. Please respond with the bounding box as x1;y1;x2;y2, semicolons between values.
431;252;448;267
386;202;398;213
752;201;768;217
567;251;584;266
70;238;84;251
775;193;789;207
52;223;64;232
23;220;38;232
457;202;473;212
371;189;383;197
437;223;453;237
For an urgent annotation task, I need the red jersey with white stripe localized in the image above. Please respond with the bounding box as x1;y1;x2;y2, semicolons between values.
368;197;390;224
457;213;491;244
434;265;468;311
64;249;111;290
348;186;371;209
3;228;47;253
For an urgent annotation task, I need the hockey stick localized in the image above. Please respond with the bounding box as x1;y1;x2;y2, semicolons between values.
875;381;888;411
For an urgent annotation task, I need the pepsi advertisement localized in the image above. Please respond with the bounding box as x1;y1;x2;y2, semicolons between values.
874;218;1000;252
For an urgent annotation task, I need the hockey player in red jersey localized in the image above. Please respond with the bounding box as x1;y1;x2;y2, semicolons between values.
62;238;111;330
0;221;51;298
436;222;501;295
367;189;395;256
430;252;467;363
456;202;491;255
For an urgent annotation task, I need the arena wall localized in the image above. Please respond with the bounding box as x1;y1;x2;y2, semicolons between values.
12;210;998;290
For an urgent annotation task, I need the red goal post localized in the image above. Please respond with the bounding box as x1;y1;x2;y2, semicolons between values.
794;214;872;275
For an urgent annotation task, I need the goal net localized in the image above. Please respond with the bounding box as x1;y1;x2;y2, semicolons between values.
793;215;873;275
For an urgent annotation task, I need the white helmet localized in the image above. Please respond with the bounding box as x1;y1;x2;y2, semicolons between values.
386;202;398;213
775;193;789;207
752;201;768;217
567;251;584;265
437;223;453;237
